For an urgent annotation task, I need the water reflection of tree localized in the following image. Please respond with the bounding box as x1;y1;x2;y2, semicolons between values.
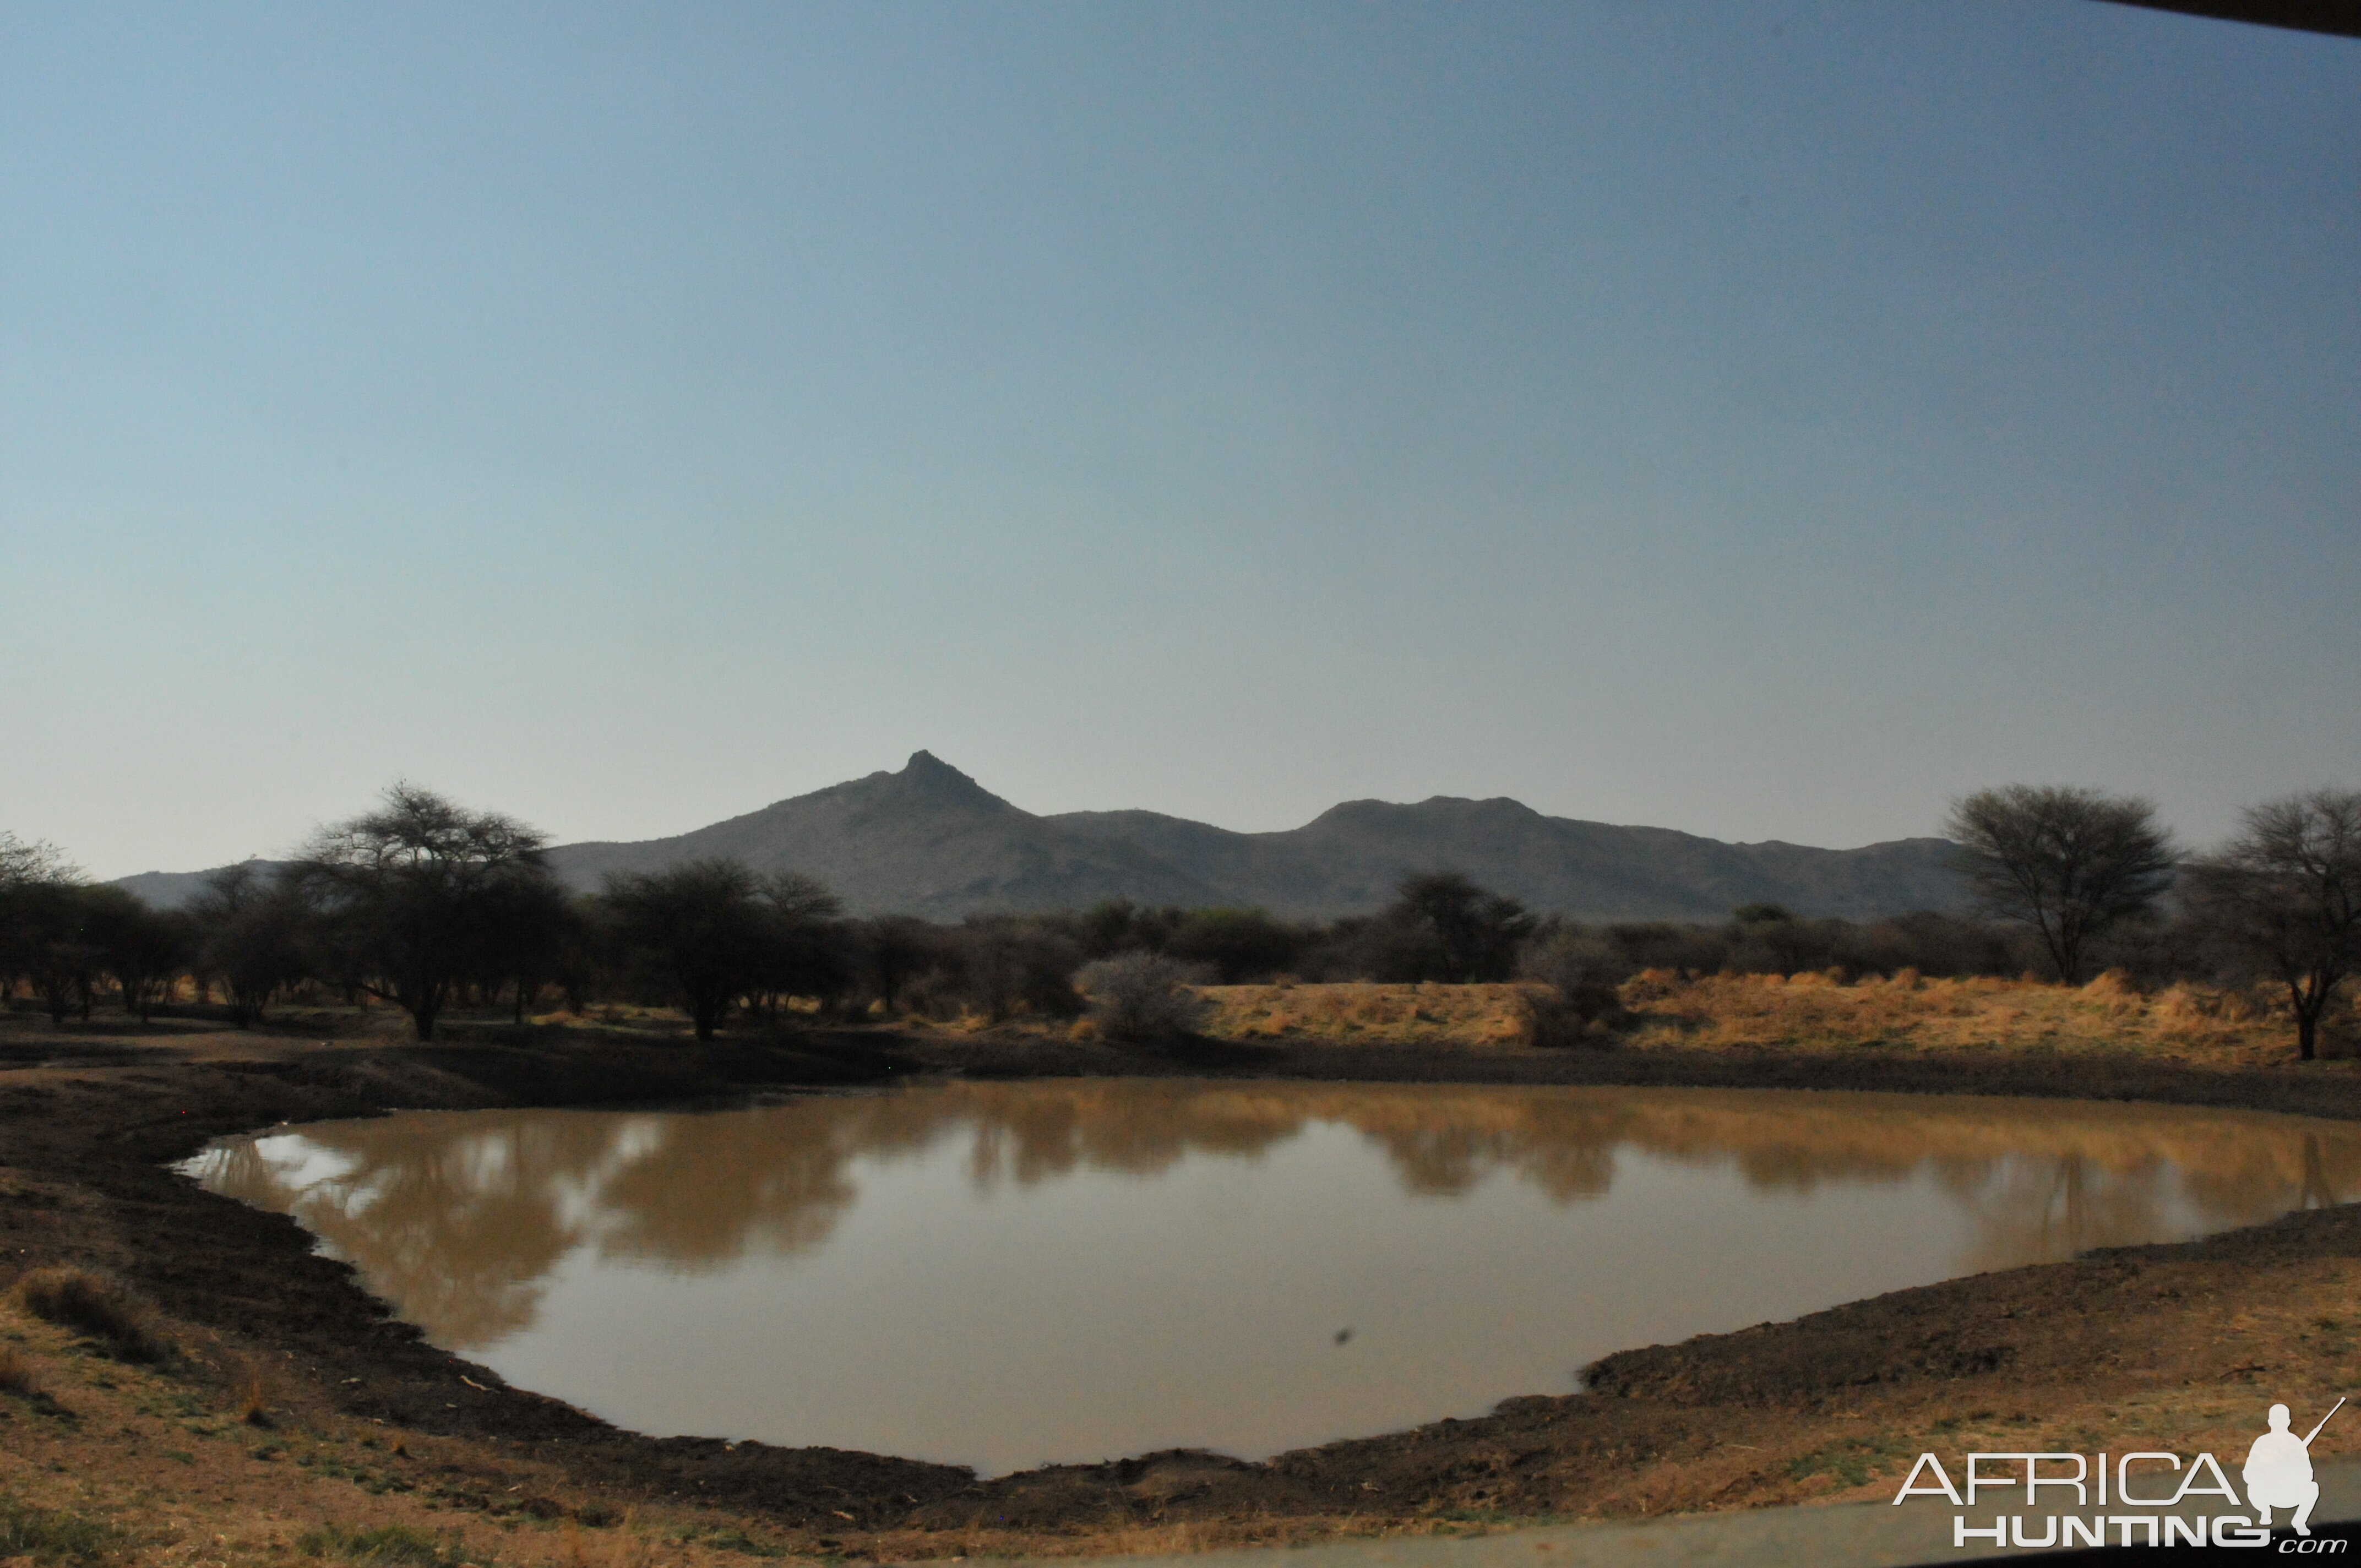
1946;1155;2169;1270
593;1114;860;1272
1356;1113;1616;1201
188;1083;2361;1353
188;1120;602;1349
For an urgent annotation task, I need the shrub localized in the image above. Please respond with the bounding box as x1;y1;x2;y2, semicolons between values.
1057;899;1187;961
1515;988;1611;1049
1837;911;2030;979
14;1267;170;1362
1604;921;1731;977
1336;912;1447;984
1723;913;1846;977
1163;908;1308;983
1074;952;1211;1042
1518;928;1628;1043
903;918;1085;1022
898;966;969;1021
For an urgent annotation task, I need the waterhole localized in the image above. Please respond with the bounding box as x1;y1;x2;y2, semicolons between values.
182;1080;2359;1475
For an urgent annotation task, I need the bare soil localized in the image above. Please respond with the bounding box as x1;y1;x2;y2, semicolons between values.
5;1006;2361;1564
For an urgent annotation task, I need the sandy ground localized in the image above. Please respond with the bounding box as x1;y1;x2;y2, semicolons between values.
3;999;2359;1565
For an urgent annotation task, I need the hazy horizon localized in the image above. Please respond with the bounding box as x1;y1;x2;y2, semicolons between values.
7;3;2356;880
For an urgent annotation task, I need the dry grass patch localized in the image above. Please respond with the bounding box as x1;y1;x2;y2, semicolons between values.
1192;972;2349;1070
295;1522;494;1565
14;1266;172;1363
1201;982;1535;1048
0;1500;126;1566
0;1338;42;1396
1622;969;2333;1068
235;1364;275;1427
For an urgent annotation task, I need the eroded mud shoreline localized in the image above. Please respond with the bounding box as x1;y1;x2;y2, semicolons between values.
7;1014;2361;1558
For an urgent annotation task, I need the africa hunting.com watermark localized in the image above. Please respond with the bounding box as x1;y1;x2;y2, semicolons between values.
1894;1398;2348;1552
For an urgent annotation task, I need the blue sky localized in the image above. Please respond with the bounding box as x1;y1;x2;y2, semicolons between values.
4;2;2355;878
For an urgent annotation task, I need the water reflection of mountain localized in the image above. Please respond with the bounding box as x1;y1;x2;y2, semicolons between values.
183;1082;2361;1352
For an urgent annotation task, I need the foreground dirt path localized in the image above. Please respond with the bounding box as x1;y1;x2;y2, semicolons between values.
4;1011;2360;1564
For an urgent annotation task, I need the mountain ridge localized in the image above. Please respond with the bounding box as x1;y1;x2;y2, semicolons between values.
113;752;1963;921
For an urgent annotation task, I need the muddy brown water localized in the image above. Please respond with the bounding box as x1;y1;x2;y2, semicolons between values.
181;1079;2361;1477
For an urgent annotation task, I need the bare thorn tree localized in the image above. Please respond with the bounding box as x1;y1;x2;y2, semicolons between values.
2183;788;2361;1063
0;834;93;1023
189;863;307;1028
1945;785;2178;984
0;833;78;889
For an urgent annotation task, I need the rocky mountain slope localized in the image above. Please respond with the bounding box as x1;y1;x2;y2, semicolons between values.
116;753;1962;921
543;753;1962;921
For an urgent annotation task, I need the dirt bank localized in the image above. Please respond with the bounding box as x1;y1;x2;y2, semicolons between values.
4;1011;2360;1564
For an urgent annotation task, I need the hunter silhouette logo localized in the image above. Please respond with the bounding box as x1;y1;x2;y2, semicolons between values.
2248;1398;2342;1537
1894;1397;2348;1551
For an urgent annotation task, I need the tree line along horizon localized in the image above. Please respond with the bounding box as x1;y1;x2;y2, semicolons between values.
0;781;2354;1059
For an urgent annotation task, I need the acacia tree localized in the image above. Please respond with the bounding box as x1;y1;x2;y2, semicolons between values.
290;785;557;1042
1944;785;2178;984
83;885;194;1022
25;889;103;1022
858;915;938;1015
466;875;586;1025
601;859;779;1040
2183;789;2361;1063
744;873;850;1020
1388;871;1537;983
947;916;1084;1022
0;835;95;1023
189;863;308;1027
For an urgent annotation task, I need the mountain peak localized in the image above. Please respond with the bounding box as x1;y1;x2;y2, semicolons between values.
888;750;1018;813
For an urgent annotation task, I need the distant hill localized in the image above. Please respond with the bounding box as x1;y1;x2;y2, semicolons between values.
543;753;1226;918
113;753;1965;921
542;752;1963;921
110;859;288;912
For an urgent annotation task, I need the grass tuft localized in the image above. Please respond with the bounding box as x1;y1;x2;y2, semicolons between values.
671;1523;786;1557
0;1499;126;1565
13;1268;170;1363
0;1340;41;1396
295;1522;494;1565
236;1369;273;1427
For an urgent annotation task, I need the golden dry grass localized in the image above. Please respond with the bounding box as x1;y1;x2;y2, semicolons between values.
1199;981;1536;1049
1620;968;2335;1069
1196;971;2344;1070
236;1365;275;1428
0;1298;807;1567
